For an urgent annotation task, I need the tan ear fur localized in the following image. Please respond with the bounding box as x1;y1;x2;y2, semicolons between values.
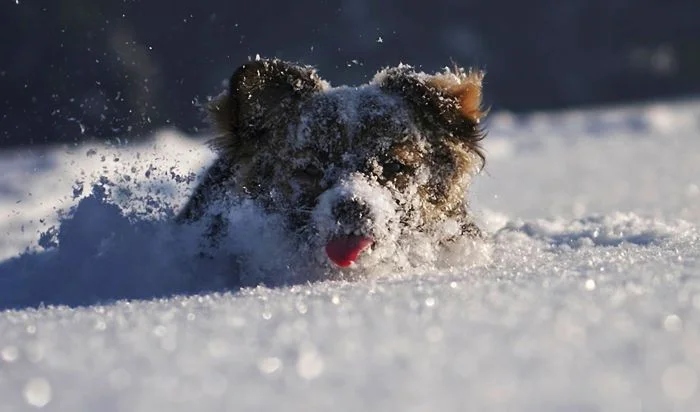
427;70;485;123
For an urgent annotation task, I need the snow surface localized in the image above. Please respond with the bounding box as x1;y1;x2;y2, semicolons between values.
1;100;700;411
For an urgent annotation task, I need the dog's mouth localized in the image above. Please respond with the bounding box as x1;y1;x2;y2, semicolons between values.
325;235;375;267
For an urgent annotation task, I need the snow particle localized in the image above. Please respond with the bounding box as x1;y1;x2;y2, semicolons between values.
425;297;436;307
296;346;324;380
295;301;308;314
331;294;340;305
153;325;167;337
1;345;19;362
661;364;698;401
23;378;52;408
258;357;282;375
584;279;596;291
94;319;107;331
663;314;683;333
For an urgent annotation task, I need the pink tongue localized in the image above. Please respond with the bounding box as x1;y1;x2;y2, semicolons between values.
325;235;374;267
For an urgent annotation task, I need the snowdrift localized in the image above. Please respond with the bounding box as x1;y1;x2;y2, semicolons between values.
1;101;699;410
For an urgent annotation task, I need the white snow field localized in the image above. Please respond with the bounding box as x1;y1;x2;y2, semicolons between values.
1;100;699;411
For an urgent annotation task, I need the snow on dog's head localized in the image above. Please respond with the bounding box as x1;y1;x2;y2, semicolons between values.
179;59;488;276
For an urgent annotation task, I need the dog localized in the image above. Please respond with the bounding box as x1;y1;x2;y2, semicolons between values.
178;58;487;278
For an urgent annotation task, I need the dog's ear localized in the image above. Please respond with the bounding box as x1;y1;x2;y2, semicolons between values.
208;59;324;159
376;64;486;156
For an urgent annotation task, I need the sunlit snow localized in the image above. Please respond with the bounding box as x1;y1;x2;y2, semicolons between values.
1;100;699;411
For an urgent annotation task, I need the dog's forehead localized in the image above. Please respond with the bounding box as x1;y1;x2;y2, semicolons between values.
292;85;418;152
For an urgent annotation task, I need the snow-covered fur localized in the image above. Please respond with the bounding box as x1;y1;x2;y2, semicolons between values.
178;59;487;276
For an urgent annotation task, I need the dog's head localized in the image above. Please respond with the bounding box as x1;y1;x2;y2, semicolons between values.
208;59;486;271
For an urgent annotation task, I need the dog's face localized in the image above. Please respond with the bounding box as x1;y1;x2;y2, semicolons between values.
206;59;486;271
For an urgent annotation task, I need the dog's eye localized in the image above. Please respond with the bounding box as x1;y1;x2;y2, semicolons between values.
294;164;325;180
382;160;410;177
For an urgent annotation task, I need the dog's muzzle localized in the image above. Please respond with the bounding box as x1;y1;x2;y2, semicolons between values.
312;175;397;268
324;199;375;267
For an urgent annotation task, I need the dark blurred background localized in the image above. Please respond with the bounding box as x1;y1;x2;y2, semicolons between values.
2;0;699;147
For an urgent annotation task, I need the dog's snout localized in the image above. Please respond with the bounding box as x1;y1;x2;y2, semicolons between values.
332;199;372;224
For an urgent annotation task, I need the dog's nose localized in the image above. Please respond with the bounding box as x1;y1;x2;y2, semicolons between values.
332;199;372;225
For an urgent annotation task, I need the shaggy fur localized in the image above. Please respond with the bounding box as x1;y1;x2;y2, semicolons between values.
178;58;487;272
